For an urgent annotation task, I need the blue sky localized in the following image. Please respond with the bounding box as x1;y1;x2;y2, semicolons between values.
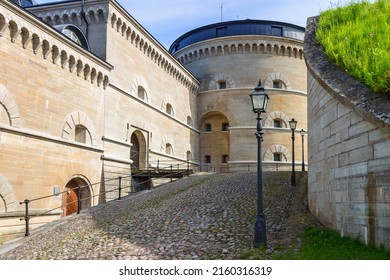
36;0;374;49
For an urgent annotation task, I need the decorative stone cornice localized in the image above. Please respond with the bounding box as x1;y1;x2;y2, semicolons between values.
27;2;109;26
108;0;200;93
0;1;111;89
173;35;304;65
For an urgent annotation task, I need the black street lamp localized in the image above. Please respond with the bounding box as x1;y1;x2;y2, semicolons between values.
289;118;297;186
249;79;269;248
300;129;305;171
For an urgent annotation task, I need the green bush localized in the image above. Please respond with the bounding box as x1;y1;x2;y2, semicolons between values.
316;0;390;95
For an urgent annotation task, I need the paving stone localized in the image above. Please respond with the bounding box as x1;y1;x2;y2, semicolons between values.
0;172;317;260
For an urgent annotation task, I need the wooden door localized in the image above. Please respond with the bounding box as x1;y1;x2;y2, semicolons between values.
66;189;78;215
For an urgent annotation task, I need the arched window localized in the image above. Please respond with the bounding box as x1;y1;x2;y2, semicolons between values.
137;86;146;100
166;103;174;116
272;79;287;89
274;119;282;128
186;151;192;161
75;124;89;144
166;143;173;155
274;153;282;162
54;24;90;51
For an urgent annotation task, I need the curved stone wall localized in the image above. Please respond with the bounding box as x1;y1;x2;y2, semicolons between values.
174;31;308;172
305;16;390;248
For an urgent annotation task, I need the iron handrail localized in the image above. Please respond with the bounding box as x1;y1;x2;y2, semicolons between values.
19;160;192;236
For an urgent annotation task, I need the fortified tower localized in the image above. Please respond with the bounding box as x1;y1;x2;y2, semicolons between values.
170;20;308;172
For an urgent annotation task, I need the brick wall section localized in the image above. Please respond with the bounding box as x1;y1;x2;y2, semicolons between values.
304;17;390;248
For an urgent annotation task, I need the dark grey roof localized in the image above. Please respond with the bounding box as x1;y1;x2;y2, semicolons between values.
169;19;305;54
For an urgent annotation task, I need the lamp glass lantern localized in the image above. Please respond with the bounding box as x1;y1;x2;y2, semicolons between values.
289;118;297;130
250;82;269;113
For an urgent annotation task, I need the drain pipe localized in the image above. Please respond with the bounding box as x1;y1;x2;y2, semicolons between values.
81;0;89;39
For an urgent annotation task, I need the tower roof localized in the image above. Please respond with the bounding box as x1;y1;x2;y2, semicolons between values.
169;19;305;54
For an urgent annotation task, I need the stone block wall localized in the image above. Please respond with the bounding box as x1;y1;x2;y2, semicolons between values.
305;17;390;248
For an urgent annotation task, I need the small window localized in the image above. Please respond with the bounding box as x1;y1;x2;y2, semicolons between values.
166;103;174;116
166;143;173;155
205;155;211;164
75;125;87;143
204;123;212;132
222;155;229;163
274;153;282;162
218;81;227;89
273;79;286;89
274;119;282;128
187;116;193;126
186;151;192;161
222;123;229;131
137;86;146;100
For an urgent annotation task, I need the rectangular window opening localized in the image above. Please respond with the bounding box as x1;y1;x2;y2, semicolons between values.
222;123;229;131
222;155;229;163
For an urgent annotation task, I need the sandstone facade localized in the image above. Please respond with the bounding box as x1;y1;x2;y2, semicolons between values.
305;17;390;248
0;0;307;242
172;23;308;172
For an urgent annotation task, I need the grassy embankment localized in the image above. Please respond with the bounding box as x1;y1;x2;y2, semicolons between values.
316;0;389;95
277;226;390;260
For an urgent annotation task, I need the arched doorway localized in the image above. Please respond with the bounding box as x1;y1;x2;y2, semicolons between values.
130;130;147;171
131;133;140;170
199;111;230;172
62;177;91;216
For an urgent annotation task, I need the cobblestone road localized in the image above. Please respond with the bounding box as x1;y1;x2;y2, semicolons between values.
0;172;317;260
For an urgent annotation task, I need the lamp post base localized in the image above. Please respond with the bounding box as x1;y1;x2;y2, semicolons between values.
253;214;267;248
291;171;296;187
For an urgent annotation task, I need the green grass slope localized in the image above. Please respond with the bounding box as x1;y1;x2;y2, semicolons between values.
316;0;389;95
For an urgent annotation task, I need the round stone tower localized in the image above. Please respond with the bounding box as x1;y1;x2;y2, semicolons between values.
170;19;308;172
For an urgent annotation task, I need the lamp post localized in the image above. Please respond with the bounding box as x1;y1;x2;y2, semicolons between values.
249;79;269;248
289;118;297;186
300;129;305;171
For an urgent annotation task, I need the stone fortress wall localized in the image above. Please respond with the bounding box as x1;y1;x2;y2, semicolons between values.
0;0;199;242
305;17;390;248
0;0;310;243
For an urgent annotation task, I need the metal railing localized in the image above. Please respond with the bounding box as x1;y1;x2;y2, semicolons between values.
19;160;193;237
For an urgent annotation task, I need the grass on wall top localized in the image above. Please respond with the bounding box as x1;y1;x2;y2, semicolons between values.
316;0;390;95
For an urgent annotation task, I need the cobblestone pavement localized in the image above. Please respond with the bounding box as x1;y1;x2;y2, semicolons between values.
0;172;318;260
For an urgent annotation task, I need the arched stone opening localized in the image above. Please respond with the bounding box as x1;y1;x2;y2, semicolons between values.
130;130;147;170
62;177;91;216
264;145;290;162
264;111;290;128
199;111;230;172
